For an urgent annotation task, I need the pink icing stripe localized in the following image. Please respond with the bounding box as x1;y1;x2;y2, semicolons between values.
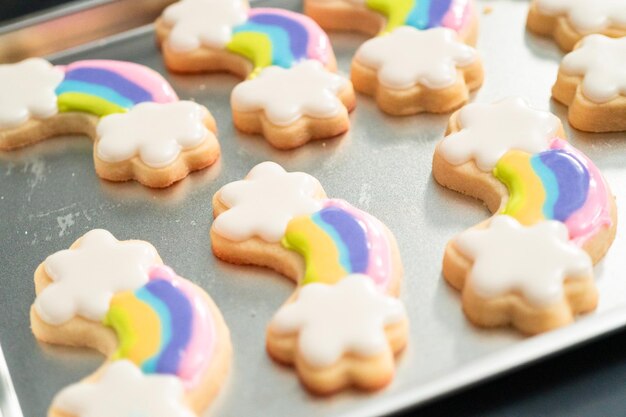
442;0;472;32
323;199;393;292
60;60;178;103
149;265;216;389
247;8;330;65
550;139;612;246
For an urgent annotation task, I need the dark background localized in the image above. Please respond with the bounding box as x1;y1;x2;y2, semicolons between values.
1;0;74;23
3;2;626;417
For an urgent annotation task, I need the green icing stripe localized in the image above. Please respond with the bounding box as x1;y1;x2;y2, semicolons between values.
493;159;524;217
103;306;136;361
57;92;127;117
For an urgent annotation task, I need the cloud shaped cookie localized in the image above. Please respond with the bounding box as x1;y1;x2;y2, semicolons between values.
552;35;626;132
527;0;626;51
231;60;356;149
351;27;483;115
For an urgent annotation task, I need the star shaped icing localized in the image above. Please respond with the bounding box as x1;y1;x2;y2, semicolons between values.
231;60;349;126
52;360;194;417
269;274;406;367
536;0;626;32
438;97;561;171
35;229;159;325
455;215;593;307
213;161;323;243
560;35;626;103
0;58;64;129
355;27;477;90
96;101;210;168
162;0;249;52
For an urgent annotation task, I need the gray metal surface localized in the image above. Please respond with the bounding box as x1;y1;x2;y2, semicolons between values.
1;1;626;416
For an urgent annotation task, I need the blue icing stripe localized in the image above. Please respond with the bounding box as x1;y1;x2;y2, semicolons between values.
136;286;172;374
233;22;294;68
312;211;352;273
55;80;135;109
63;67;153;103
406;0;431;29
531;155;559;220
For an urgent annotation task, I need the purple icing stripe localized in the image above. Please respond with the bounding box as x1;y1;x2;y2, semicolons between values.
315;207;369;272
538;150;590;222
144;279;193;375
62;67;153;103
247;13;309;60
428;0;453;28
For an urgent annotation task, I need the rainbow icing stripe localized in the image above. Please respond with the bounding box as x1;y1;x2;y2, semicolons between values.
282;199;392;290
494;139;612;244
366;0;472;33
227;8;331;77
104;265;215;387
55;60;178;117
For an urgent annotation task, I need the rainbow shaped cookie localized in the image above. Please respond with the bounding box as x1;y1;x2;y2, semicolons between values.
210;161;407;393
432;97;617;334
0;58;220;188
305;0;478;45
31;229;231;416
156;0;356;150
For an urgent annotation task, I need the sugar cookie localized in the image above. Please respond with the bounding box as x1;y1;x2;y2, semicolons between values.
527;0;626;51
156;0;356;149
351;26;483;115
210;161;407;393
231;60;356;149
432;98;617;334
0;58;220;188
552;34;626;132
31;229;231;416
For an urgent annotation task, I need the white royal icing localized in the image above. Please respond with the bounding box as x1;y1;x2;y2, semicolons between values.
438;97;561;172
354;27;477;90
269;274;406;367
96;101;210;168
455;216;593;307
214;161;323;243
536;0;626;32
162;0;249;52
0;58;64;129
231;60;349;126
35;229;159;325
52;360;194;417
560;35;626;103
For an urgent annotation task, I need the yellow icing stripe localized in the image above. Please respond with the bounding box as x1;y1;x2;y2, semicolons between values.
283;216;347;285
104;292;161;365
227;32;273;79
367;0;416;33
494;150;547;226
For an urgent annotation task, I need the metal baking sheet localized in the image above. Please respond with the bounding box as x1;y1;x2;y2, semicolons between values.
2;1;626;416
